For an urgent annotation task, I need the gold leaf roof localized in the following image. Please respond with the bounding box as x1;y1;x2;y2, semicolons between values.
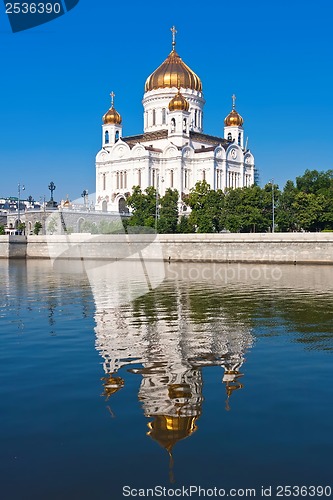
145;49;202;92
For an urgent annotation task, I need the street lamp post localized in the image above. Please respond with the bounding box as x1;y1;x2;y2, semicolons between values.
270;179;275;233
81;189;89;209
17;182;25;233
155;174;164;232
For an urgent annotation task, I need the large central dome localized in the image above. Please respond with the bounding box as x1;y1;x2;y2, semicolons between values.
145;48;202;92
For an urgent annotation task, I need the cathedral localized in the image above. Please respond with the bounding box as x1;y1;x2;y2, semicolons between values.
95;27;255;213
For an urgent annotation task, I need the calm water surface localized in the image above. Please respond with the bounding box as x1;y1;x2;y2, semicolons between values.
1;260;333;499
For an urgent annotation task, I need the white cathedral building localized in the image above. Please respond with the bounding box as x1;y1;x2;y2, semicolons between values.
95;27;255;213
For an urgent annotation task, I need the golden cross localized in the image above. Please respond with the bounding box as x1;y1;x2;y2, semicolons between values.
171;26;177;49
110;91;115;107
232;94;236;109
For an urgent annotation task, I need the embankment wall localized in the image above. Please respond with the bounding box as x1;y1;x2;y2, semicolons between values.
0;233;333;264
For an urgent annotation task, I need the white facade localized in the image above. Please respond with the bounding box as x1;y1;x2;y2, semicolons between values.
95;33;255;213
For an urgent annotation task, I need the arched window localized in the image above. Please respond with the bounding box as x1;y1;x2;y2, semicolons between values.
202;170;206;181
138;169;142;187
115;130;119;141
171;118;176;133
170;169;174;188
118;197;126;214
238;133;241;145
102;200;107;212
162;108;166;124
152;109;156;126
102;173;106;191
152;169;155;187
194;110;197;127
228;132;232;141
116;172;120;189
105;131;109;144
124;171;127;189
183;118;187;133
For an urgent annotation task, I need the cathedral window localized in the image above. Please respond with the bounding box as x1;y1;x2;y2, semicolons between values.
138;169;142;187
170;169;174;188
171;118;176;133
115;130;119;141
228;133;232;141
183;118;187;133
116;172;120;190
105;131;109;144
162;108;166;124
152;169;155;187
238;133;241;145
194;110;197;127
124;171;127;188
152;109;156;126
202;170;206;181
102;173;106;191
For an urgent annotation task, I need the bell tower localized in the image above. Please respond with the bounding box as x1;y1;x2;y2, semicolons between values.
102;91;122;148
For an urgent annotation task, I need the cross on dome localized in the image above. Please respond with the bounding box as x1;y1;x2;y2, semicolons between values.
171;25;177;50
110;91;115;107
232;94;236;109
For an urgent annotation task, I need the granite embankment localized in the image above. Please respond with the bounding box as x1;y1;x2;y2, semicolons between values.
1;233;333;264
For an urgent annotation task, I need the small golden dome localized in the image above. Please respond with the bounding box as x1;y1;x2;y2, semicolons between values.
103;106;122;125
224;94;244;127
145;49;202;92
103;91;122;125
169;90;189;111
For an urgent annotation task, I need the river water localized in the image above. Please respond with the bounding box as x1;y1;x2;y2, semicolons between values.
1;259;333;499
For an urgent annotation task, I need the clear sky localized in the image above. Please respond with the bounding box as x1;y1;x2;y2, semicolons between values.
1;0;332;203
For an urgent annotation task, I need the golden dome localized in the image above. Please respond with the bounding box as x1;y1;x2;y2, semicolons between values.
145;50;202;92
168;90;189;111
224;94;244;127
103;91;122;125
103;106;122;125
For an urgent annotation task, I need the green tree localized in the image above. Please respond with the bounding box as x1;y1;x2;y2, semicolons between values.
177;215;195;233
275;180;297;232
17;222;26;234
0;225;5;235
223;185;273;233
33;221;43;235
188;181;224;233
126;186;157;228
296;169;333;194
293;192;325;231
158;188;179;233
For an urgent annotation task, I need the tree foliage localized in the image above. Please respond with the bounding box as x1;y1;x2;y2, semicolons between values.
123;168;333;233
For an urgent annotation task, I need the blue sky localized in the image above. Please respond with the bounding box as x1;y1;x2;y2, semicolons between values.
0;0;332;202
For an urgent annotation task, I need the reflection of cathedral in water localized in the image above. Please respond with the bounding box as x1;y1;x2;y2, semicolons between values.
93;267;254;459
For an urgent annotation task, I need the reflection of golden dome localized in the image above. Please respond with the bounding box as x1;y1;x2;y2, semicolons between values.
102;375;124;399
103;106;122;125
168;90;190;112
147;415;198;452
145;49;202;92
224;94;244;127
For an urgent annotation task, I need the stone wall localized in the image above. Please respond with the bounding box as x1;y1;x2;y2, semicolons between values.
0;233;333;264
